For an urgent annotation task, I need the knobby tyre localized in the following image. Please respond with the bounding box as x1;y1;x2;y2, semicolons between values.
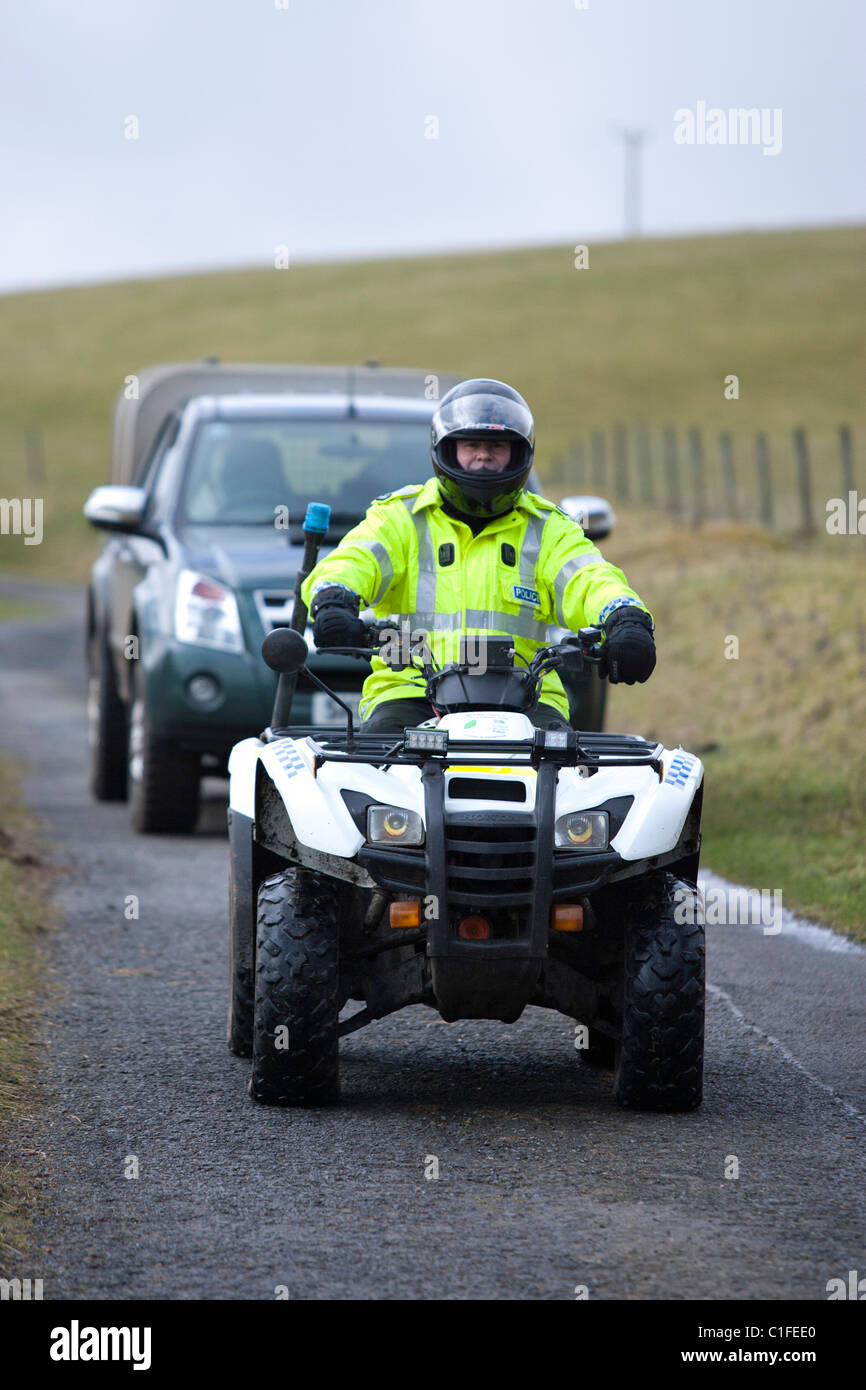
614;873;705;1112
250;867;340;1106
227;863;255;1057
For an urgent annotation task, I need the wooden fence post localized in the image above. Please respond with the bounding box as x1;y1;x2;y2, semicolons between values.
755;433;773;528
662;426;681;518
613;424;629;501
719;432;737;520
793;427;815;535
590;431;607;491
635;425;653;506
839;424;854;499
25;429;45;486
570;439;586;490
688;426;705;528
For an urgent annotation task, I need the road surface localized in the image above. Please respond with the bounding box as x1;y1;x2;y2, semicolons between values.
1;580;863;1300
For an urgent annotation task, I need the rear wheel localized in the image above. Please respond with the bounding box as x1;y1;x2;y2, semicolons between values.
250;867;340;1106
227;847;255;1057
614;874;705;1112
87;634;129;801
129;662;201;834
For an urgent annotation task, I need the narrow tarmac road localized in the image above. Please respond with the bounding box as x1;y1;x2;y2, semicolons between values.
1;581;863;1300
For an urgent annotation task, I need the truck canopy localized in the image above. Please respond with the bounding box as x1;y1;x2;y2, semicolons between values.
111;361;462;485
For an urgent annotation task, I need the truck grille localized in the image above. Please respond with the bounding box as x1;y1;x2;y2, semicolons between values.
252;589;295;632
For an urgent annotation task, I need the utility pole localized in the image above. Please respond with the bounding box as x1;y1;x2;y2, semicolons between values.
615;127;648;238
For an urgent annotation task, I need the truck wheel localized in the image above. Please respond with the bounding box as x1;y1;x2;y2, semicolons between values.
129;663;200;834
227;847;255;1058
614;874;705;1112
250;868;340;1106
87;635;129;801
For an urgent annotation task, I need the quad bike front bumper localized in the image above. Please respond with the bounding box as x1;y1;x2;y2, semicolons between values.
355;758;702;1022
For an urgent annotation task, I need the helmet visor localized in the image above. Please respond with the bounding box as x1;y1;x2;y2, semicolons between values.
433;390;534;448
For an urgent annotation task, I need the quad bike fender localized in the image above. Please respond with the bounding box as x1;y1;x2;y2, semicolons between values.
228;738;266;819
228;735;424;859
612;747;704;861
550;746;703;862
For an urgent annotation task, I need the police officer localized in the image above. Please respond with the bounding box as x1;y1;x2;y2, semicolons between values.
301;379;656;733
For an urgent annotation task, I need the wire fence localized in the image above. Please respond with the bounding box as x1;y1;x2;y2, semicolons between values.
543;424;864;536
8;422;864;541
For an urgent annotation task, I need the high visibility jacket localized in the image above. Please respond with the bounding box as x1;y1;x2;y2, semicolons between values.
301;477;652;719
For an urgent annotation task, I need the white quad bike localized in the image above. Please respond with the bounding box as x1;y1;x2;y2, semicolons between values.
226;622;705;1111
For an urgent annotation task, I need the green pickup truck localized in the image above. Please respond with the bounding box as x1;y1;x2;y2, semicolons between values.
84;360;614;835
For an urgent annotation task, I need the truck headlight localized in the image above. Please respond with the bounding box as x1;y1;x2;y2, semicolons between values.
554;810;609;850
175;570;245;654
367;805;425;846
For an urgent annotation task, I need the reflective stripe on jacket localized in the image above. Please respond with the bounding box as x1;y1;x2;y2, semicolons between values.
300;478;651;718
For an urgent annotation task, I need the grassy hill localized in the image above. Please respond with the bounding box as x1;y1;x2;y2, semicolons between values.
0;225;864;577
0;226;864;936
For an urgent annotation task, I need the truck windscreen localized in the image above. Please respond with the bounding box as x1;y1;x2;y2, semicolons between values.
179;417;433;524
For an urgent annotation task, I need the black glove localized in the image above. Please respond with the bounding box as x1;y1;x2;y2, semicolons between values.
598;607;656;684
311;586;369;650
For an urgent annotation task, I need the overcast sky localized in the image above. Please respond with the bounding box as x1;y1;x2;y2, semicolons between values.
1;0;863;293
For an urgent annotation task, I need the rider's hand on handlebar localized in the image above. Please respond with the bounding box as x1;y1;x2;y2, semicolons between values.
310;587;370;650
598;607;656;684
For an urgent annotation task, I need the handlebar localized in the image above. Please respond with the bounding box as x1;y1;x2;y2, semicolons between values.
323;621;605;678
313;621;607;718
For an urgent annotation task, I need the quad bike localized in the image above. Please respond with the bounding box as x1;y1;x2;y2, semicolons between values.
226;609;706;1113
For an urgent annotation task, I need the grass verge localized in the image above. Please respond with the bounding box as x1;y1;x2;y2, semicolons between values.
0;754;52;1273
600;510;866;940
0;597;51;623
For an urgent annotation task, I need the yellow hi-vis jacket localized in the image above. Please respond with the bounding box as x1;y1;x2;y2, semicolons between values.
301;478;652;719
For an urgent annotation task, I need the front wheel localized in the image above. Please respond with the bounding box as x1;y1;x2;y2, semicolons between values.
128;662;201;834
250;868;340;1106
614;874;705;1112
87;635;129;802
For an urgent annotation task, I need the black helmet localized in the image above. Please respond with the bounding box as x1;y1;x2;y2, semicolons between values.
431;379;535;520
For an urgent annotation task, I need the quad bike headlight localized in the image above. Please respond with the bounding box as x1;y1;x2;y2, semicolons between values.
554;810;609;850
367;805;425;846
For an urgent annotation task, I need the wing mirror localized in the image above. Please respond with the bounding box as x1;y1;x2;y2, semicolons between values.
558;495;616;541
83;485;148;533
262;626;308;674
262;625;356;741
